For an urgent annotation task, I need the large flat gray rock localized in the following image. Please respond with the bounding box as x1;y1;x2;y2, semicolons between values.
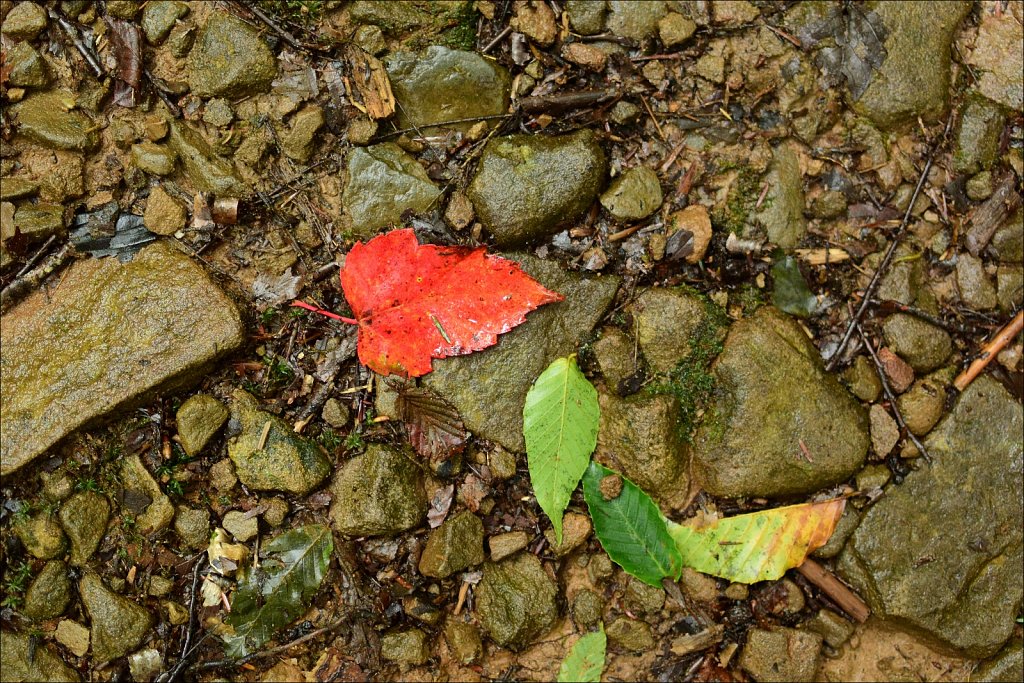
1;241;244;474
839;376;1023;658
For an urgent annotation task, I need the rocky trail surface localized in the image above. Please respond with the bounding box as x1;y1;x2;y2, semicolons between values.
0;1;1021;682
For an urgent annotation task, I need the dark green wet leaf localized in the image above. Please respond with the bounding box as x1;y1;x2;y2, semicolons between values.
223;524;333;658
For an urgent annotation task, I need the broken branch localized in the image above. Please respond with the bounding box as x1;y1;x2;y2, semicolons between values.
953;309;1024;392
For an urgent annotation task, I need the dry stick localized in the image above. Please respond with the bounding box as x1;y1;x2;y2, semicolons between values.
49;8;105;78
0;243;77;314
796;558;870;623
481;25;512;54
236;0;304;51
856;321;932;462
14;235;56;278
825;119;951;372
954;309;1024;392
372;114;513;142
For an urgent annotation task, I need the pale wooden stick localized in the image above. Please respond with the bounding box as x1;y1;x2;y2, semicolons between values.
954;310;1024;392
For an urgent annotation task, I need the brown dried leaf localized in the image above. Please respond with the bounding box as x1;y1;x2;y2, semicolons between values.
105;17;142;107
397;386;467;461
427;484;455;528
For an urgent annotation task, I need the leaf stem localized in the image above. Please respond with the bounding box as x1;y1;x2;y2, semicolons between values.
291;300;357;325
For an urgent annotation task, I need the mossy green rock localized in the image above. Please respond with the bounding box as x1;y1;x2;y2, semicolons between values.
571;589;604;629
167;118;243;194
476;553;558;650
347;0;431;33
132;142;176;176
839;376;1023;658
387;45;511;134
424;254;618;452
971;640;1023;683
629;287;727;374
600;166;663;221
852;2;970;130
739;627;823;682
954;95;1005;175
444;619;483;664
1;241;244;474
380;629;429;665
692;307;868;498
23;560;72;620
607;617;656;652
592;327;638;394
605;0;668;40
596;392;689;509
882;313;952;373
467;131;606;247
280;105;324;163
141;0;188;45
227;390;330;495
566;0;607;35
1;2;48;40
419;510;484;578
188;12;277;98
342;143;440;238
329;444;425;536
13;203;64;243
0;631;80;682
59;491;110;566
119;453;174;534
174;507;210;549
0;177;38;201
15;91;99;151
754;143;806;249
79;572;153;662
14;512;66;559
176;393;228;456
6;42;49;89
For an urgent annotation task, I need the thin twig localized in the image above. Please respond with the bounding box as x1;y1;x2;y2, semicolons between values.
826;117;952;371
143;67;182;118
1;243;77;314
482;25;512;54
373;114;514;142
954;309;1024;392
48;7;104;78
234;0;304;51
190;618;348;673
856;321;932;462
796;558;870;623
14;235;56;278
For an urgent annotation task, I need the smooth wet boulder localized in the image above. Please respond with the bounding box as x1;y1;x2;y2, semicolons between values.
188;12;277;98
141;0;189;44
132;142;177;176
852;2;970;129
342;143;440;238
424;254;618;452
691;307;869;498
596;392;689;509
476;553;558;650
79;572;153;662
226;390;330;495
1;241;244;474
23;560;72;621
953;95;1005;175
167;118;244;195
280;105;325;163
739;627;823;682
176;393;229;456
419;510;485;578
6;42;49;89
605;0;668;40
882;313;952;373
14;91;99;151
839;376;1023;658
467;131;606;247
387;46;511;133
380;629;429;665
0;631;80;682
329;444;425;536
59;491;110;566
1;2;48;40
968;12;1023;110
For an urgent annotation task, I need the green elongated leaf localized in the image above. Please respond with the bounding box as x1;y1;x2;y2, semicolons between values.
223;524;333;658
771;250;818;318
524;355;600;543
666;499;845;584
558;626;606;683
582;461;682;587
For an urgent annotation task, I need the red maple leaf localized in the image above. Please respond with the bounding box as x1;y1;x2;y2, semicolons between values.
294;229;563;377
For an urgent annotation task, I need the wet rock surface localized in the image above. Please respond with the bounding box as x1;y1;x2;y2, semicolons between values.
188;12;277;98
839;376;1023;658
692;307;869;498
343;143;440;238
476;553;558;650
14;91;99;151
0;631;80;682
59;491;110;566
227;389;330;495
23;560;72;621
79;572;153;662
387;46;511;133
418;510;484;578
329;444;425;536
467;131;606;247
175;393;229;456
1;241;244;474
